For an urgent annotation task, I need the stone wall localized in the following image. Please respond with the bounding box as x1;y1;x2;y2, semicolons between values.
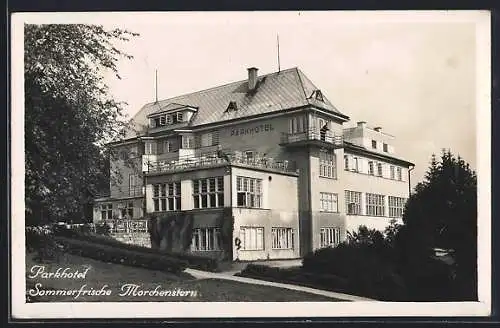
109;232;151;248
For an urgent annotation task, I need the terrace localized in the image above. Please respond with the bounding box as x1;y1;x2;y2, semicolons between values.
144;150;297;175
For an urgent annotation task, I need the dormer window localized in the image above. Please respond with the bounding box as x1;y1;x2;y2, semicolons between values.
177;112;184;122
315;90;324;102
159;116;166;126
226;101;238;112
147;103;197;128
166;114;173;124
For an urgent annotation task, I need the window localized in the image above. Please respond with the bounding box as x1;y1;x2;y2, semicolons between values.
272;228;294;249
159;115;166;126
345;191;362;215
390;165;395;179
383;143;388;152
129;174;139;196
164;140;171;153
366;193;385;216
245;151;254;162
368;161;374;175
239;227;264;250
351;157;359;172
388;196;406;218
320;227;341;248
152;117;160;128
166;114;173;124
182;135;194;149
289;116;306;134
121;202;134;218
236;176;262;208
193;177;224;209
397;167;403;181
153;182;181;212
100;204;113;220
191;228;221;251
372;140;377;149
377;163;383;177
319;150;336;178
344;155;349;170
320;192;338;212
145;142;155;155
226;101;238;112
176;112;184;122
315;90;324;102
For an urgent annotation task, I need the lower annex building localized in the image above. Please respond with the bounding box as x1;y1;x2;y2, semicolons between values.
93;67;414;261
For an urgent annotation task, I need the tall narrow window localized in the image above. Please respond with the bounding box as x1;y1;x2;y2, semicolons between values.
368;161;374;175
129;174;139;196
372;140;377;149
390;165;395;179
344;155;349;170
383;143;388;152
366;193;385;217
345;190;362;215
319;150;336;178
182;135;194;149
377;163;383;177
397;167;403;181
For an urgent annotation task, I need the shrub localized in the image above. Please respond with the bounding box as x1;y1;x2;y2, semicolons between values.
56;237;188;274
302;244;408;301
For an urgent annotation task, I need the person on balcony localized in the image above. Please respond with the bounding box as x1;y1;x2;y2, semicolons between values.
216;145;231;162
320;124;329;142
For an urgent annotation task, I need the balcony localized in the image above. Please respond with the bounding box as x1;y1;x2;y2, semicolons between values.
144;150;297;175
280;129;343;149
95;187;144;201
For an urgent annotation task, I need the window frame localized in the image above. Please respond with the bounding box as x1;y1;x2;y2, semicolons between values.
239;226;265;251
191;227;221;251
319;150;337;179
152;182;181;212
271;227;295;250
366;193;385;217
193;177;224;209
320;192;339;212
319;227;341;248
236;176;262;208
345;190;362;215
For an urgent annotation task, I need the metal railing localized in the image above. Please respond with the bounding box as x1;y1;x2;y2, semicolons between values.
280;129;343;146
145;150;297;174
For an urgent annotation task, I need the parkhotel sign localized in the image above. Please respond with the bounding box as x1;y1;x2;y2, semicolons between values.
230;123;274;136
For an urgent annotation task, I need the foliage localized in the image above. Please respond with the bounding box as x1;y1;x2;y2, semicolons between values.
24;24;138;224
401;150;477;300
56;236;187;274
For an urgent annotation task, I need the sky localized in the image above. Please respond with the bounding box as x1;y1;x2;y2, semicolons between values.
74;11;486;188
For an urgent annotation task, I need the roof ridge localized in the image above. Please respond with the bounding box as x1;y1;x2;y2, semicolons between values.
143;67;300;108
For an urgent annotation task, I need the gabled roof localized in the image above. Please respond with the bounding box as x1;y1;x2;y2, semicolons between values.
121;67;348;140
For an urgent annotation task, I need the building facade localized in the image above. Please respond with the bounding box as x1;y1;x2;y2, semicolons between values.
93;67;414;260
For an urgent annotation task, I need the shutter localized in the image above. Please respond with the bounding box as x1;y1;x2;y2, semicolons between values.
157;140;163;154
212;130;220;146
194;134;202;148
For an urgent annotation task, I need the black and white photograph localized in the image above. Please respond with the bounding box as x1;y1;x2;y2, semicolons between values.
10;10;491;318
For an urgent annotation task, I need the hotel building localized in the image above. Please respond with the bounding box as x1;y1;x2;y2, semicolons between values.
93;67;414;261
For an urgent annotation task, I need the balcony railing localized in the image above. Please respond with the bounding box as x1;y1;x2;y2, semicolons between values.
96;187;144;200
280;129;343;147
145;150;297;174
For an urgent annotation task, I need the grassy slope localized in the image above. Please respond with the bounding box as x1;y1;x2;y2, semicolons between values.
26;252;340;302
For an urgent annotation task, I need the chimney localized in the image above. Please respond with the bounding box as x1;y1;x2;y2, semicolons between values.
357;121;367;128
374;127;382;132
247;67;258;91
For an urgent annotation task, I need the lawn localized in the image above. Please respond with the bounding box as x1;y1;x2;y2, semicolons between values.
25;252;339;302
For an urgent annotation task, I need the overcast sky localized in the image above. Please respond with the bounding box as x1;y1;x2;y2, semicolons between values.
27;11;486;189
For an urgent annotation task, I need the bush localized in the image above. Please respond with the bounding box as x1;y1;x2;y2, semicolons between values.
56;237;188;274
26;226;63;262
302;244;408;301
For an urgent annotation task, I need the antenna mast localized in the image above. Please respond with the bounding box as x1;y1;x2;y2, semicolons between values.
277;34;281;73
155;69;158;103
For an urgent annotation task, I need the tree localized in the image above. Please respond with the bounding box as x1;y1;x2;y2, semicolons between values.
24;24;138;224
401;150;477;300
